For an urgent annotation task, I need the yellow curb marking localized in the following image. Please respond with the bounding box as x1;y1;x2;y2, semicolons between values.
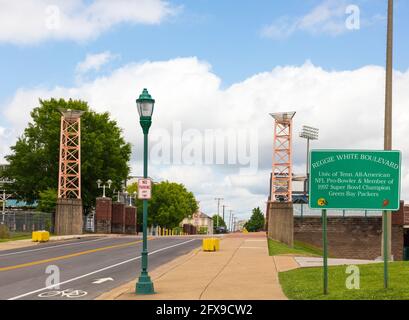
0;238;153;272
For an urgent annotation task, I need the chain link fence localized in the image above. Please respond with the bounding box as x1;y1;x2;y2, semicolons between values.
1;211;53;233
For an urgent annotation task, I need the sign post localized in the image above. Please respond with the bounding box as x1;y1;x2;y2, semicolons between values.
383;211;388;288
322;209;328;295
309;150;401;294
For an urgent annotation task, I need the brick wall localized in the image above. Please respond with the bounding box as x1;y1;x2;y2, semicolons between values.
294;216;404;260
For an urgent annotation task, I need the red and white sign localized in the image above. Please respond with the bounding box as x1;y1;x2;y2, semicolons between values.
138;178;152;200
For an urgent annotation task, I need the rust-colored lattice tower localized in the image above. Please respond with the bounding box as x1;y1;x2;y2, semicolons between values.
58;109;84;199
270;112;296;202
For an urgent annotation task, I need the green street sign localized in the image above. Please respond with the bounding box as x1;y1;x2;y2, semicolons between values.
309;150;401;211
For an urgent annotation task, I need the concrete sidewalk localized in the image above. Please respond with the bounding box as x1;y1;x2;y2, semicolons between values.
98;232;288;300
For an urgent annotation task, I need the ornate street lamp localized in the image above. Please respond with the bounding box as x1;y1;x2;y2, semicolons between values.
97;179;112;198
135;88;155;295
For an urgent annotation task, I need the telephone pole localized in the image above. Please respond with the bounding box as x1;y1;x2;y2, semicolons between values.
214;197;223;228
222;204;228;226
229;210;233;232
382;0;393;262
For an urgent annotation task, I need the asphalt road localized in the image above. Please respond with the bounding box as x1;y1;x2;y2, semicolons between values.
0;236;201;300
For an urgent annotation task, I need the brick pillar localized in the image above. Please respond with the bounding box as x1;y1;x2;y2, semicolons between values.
125;206;137;234
112;202;125;234
267;201;294;247
95;197;112;234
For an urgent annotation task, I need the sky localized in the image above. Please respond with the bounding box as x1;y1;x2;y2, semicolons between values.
0;0;408;221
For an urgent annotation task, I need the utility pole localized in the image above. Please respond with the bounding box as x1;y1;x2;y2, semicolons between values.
214;197;223;228
222;204;228;227
382;0;394;285
229;210;233;232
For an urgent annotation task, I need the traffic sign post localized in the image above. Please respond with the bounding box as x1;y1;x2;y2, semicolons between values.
322;209;328;295
309;150;401;293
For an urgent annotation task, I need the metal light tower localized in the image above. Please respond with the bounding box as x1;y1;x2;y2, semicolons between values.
299;125;319;195
270;112;296;202
58;109;84;199
55;109;84;235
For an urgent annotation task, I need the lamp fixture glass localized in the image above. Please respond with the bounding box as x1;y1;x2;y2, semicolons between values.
136;88;155;118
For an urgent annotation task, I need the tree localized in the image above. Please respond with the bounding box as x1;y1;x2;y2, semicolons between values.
127;180;198;228
37;188;57;213
4;98;131;213
244;207;265;232
212;214;227;229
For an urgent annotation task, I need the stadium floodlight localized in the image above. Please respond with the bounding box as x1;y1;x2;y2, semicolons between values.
299;125;319;195
270;112;296;122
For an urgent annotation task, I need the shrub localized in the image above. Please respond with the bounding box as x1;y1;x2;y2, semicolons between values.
0;224;10;239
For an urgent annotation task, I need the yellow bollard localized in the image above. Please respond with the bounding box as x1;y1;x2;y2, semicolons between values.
32;230;50;242
32;231;39;242
202;238;220;252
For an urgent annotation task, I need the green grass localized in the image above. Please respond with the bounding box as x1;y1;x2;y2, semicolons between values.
268;238;322;257
279;262;409;300
0;232;32;243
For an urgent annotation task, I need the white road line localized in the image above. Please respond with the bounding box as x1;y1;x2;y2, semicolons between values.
8;239;197;300
0;237;117;257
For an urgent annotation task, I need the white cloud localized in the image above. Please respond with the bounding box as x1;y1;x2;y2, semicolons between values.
0;0;178;44
261;0;381;39
75;51;116;75
2;57;409;219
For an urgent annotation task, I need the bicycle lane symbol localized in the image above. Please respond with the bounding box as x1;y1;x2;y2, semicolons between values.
38;288;88;299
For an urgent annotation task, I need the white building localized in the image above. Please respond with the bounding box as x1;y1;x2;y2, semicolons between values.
181;211;214;235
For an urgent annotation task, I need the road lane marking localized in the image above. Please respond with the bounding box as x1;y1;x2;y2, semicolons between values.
0;239;152;272
92;278;114;284
8;239;197;300
0;237;113;257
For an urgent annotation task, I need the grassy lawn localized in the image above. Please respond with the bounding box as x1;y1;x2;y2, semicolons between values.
268;238;322;257
279;261;409;300
0;232;32;243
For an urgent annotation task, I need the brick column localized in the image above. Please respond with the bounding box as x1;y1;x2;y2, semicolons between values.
95;197;112;234
125;206;137;234
112;202;125;234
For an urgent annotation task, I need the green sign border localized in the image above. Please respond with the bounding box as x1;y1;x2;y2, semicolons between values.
308;149;402;211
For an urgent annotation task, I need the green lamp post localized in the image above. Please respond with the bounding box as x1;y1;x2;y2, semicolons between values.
135;88;155;295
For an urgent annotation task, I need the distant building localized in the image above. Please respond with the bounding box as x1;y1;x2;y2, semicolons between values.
181;210;214;235
235;220;247;232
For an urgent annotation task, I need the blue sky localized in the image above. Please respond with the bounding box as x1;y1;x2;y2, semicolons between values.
0;0;408;106
1;0;408;218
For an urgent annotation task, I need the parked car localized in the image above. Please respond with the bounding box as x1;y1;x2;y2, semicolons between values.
214;226;227;234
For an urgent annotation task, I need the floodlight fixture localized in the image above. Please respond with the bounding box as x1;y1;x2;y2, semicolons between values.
269;112;296;122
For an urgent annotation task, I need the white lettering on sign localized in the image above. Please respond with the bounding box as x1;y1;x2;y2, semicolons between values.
138;179;152;200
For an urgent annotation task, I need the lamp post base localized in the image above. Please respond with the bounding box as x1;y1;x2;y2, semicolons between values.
135;274;155;295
